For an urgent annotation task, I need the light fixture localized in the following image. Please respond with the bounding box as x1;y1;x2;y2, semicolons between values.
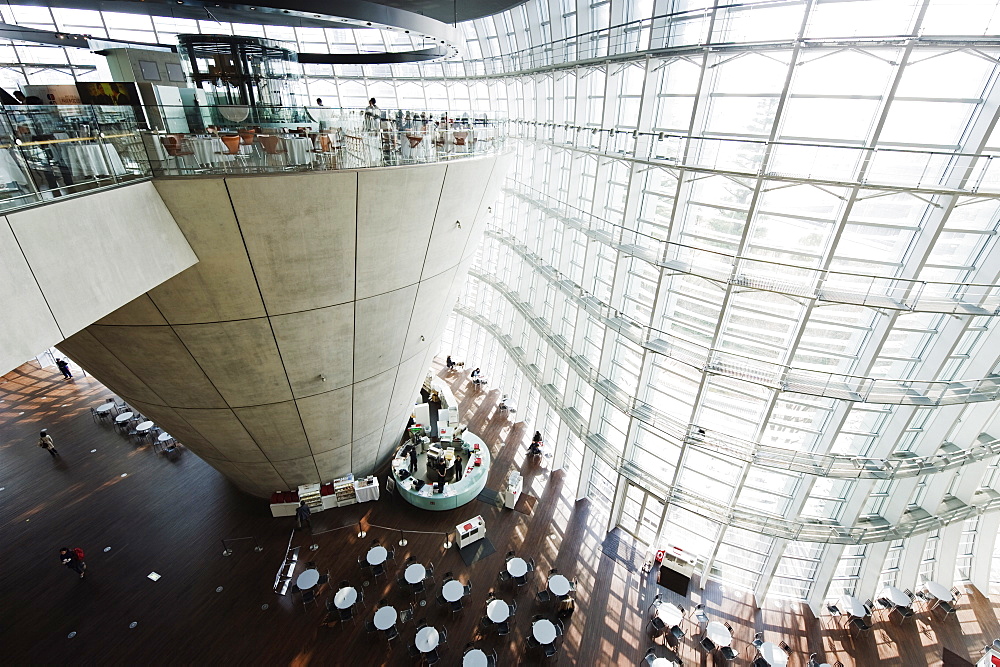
443;532;452;549
398;529;407;547
357;522;367;538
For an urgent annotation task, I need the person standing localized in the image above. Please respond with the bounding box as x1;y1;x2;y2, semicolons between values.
295;500;312;532
315;98;324;106
59;546;86;579
364;98;380;131
38;429;58;458
55;358;72;379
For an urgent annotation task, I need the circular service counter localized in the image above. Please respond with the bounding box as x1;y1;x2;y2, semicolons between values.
391;431;491;511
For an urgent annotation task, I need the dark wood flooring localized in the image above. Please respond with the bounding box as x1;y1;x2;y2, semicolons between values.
1;360;998;666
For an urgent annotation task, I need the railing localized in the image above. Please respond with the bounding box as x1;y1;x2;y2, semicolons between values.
505;182;1000;316
0;104;508;215
454;304;1000;544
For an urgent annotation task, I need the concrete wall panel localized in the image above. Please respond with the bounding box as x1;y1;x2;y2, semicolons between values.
9;182;197;337
150;178;266;323
66;155;510;497
173;319;292;407
270;303;354;397
87;325;226;408
232;401;310;460
355;164;446;299
297;386;353;454
227;172;358;315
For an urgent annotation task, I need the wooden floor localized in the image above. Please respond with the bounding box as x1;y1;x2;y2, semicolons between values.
1;360;998;666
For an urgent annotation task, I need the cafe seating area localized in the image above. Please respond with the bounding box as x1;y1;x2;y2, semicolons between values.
91;398;180;455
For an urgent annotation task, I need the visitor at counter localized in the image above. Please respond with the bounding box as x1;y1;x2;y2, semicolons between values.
406;443;417;472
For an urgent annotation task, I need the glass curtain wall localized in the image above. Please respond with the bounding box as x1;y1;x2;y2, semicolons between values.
5;0;1000;606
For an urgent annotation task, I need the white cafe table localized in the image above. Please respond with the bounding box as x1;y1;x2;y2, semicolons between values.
296;569;319;590
283;136;314;165
651;659;678;667
334;586;357;609
187;136;233;166
136;421;154;433
367;545;388;565
0;148;29;188
881;586;911;607
95;402;115;413
442;579;465;602
507;557;528;578
759;642;788;666
354;478;380;503
548;574;571;597
373;605;397;630
115;411;134;423
487;599;510;623
404;563;426;584
532;618;557;645
706;620;732;647
64;142;127;178
157;432;173;443
416;626;440;653
463;648;488;667
655;602;684;627
839;594;867;618
924;581;953;602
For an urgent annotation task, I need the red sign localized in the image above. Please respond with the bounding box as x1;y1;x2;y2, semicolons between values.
991;655;1000;667
463;523;473;531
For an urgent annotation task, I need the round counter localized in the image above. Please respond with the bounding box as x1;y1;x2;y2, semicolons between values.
392;431;491;511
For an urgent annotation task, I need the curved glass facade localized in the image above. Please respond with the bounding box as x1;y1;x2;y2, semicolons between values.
4;0;1000;607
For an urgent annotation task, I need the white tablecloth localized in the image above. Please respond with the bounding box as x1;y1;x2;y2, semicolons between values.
115;412;134;423
334;586;357;609
655;602;683;627
284;136;314;165
839;594;867;618
416;626;440;652
373;605;397;630
136;421;154;432
296;569;319;590
548;574;571;597
706;621;732;646
487;599;510;622
0;148;29;187
367;545;387;565
759;642;788;666
64;143;126;178
187;137;233;165
95;402;115;413
924;581;953;602
882;586;911;607
405;563;426;584
507;557;528;577
442;579;464;602
532;619;557;644
355;480;380;503
463;649;488;667
158;432;173;442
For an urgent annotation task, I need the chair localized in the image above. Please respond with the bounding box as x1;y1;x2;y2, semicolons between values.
406;644;420;658
302;589;317;610
497;570;512;584
647;594;663;614
721;645;738;661
497;620;510;636
451;598;464;613
487;648;498;667
894;605;915;622
505;550;516;560
644;648;658;666
527;557;536;572
339;606;354;623
412;579;426;596
384;624;399;641
699;636;716;653
752;659;770;667
436;593;448;606
778;641;791;655
317;572;329;586
508;599;518;616
554;619;564;637
951;587;964;600
443;571;455;582
426;562;435;581
399;603;414;625
515;574;529;587
437;627;447;645
648;615;666;637
694;604;709;624
849;616;871;635
386;548;395;561
258;135;286;168
364;619;377;633
464;582;473;597
746;631;763;657
903;588;915;601
538;589;553;603
527;635;540;648
544;644;557;659
416;617;428;630
936;600;957;617
670;625;685;641
372;563;386;580
424;649;440;665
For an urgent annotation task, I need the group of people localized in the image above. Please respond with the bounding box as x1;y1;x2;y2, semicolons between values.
359;97;487;161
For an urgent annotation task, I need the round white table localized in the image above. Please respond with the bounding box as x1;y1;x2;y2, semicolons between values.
839;594;867;618
95;403;115;413
404;563;426;584
187;136;233;165
924;581;954;602
463;648;488;667
334;586;357;609
415;626;440;653
296;569;319;590
507;557;528;578
651;659;675;667
115;411;134;423
283;136;314;165
442;579;465;602
548;574;571;597
136;421;154;433
532;619;557;645
158;432;173;443
487;599;510;623
655;602;684;627
759;642;788;666
705;621;732;647
373;605;397;630
64;143;127;178
367;545;388;565
882;586;911;607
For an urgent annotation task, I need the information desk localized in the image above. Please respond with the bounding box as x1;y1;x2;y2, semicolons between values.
392;431;491;511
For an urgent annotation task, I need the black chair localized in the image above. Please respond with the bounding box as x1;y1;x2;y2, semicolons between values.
451;599;464;613
464;582;473;597
400;603;415;624
515;574;529;587
426;562;435;581
538;589;553;603
443;571;455;582
699;636;716;653
384;624;399;641
649;616;666;637
937;600;957;617
406;644;420;658
416;617;428;630
412;579;426;595
752;659;770;667
527;557;536;572
778;641;791;655
670;624;685;641
721;645;738;661
487;648;498;667
339;606;354;623
849;616;871;635
497;620;510;636
372;563;386;580
508;599;518;616
544;644;557;659
497;570;512;584
439;627;448;644
647;594;663;614
425;649;440;665
317;572;329;586
364;619;377;633
505;551;516;560
894;605;915;622
436;593;448;606
527;635;540;648
302;589;317;610
643;648;658;666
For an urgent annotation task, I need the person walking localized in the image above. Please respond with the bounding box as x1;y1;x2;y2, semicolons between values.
38;429;58;458
295;500;312;532
59;546;86;579
55;358;72;379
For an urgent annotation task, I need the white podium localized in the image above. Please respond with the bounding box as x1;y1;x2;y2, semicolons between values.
456;515;486;549
503;471;522;510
